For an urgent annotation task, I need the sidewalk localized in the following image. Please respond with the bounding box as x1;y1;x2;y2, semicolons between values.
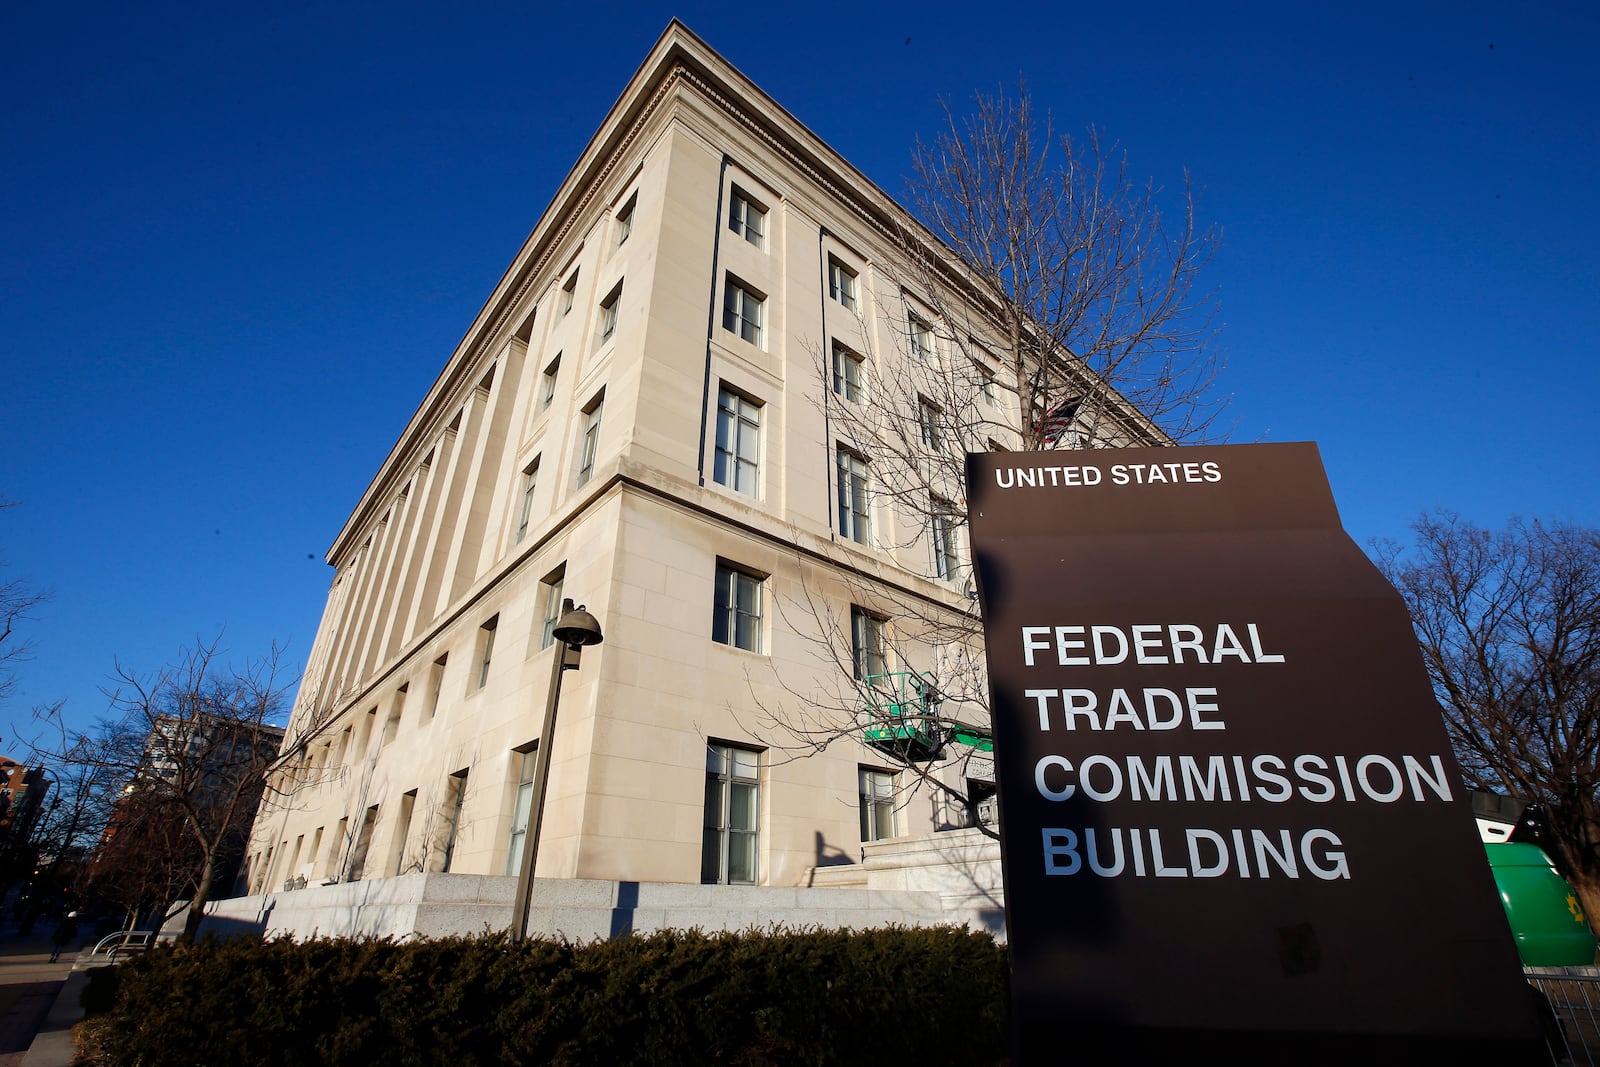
0;931;84;1067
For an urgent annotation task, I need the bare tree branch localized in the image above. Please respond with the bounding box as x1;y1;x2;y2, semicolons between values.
1376;512;1600;924
30;635;335;941
742;87;1224;834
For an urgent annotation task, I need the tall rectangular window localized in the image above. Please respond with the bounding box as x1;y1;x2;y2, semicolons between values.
712;563;764;653
427;654;447;720
713;388;761;496
909;316;934;361
852;607;887;681
389;791;416;876
539;570;566;650
576;393;604;487
285;835;304;885
541;355;560;410
598;281;622;344
977;363;998;408
615;195;635;246
382;685;405;746
476;616;498;690
330;816;348;878
506;745;538;875
516;457;540;543
702;743;760;885
836;447;870;545
828;258;858;312
349;805;379;882
931;499;959;581
728;189;767;248
859;768;897;842
832;343;864;403
722;279;764;346
559;270;578;315
918;398;943;451
440;769;469;873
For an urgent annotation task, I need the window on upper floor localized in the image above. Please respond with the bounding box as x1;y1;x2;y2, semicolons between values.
560;270;578;315
851;606;887;681
722;278;764;347
598;281;622;345
702;742;760;885
615;195;635;246
541;355;561;410
576;392;604;487
475;616;498;690
909;316;934;361
836;447;871;545
515;457;540;543
930;497;959;581
728;188;767;248
713;387;761;497
828;258;858;313
977;362;998;408
427;654;447;720
712;562;764;654
859;767;898;842
918;397;944;451
538;568;566;651
382;686;405;746
832;342;864;403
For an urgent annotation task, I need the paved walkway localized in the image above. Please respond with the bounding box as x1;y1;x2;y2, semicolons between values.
0;932;82;1067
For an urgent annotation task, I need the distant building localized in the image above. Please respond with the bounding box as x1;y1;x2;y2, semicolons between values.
229;21;1160;940
0;757;49;843
95;714;285;919
0;757;50;885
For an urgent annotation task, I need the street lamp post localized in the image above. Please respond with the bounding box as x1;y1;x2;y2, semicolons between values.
509;599;603;942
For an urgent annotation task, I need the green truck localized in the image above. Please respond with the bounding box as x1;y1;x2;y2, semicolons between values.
1474;792;1593;967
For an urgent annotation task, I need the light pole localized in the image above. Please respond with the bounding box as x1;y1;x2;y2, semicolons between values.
509;599;603;942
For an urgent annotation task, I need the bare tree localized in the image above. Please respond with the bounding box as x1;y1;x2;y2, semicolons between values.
33;636;327;941
1375;513;1600;922
13;754;123;923
746;88;1224;827
903;88;1224;447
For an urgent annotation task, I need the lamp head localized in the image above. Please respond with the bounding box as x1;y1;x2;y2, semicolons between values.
552;603;604;648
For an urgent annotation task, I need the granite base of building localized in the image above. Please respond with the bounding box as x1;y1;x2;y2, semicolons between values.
204;828;1005;942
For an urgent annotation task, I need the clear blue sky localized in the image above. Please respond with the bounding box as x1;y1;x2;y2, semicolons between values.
4;1;1596;740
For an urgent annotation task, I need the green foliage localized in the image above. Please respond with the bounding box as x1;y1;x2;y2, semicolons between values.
77;926;1007;1066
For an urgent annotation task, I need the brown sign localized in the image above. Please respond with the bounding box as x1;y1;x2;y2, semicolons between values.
966;443;1542;1063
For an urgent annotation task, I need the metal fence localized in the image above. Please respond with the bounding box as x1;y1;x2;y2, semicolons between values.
1527;969;1600;1065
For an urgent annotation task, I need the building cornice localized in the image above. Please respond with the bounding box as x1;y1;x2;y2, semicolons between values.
328;20;1160;565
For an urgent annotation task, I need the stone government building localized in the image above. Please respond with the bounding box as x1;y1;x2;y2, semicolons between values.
210;21;1159;940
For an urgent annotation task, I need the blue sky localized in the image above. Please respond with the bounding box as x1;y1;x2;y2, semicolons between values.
3;1;1597;740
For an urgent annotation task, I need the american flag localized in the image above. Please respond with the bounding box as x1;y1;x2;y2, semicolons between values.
1036;396;1082;447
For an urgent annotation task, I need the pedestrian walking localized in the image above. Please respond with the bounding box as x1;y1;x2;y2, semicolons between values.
48;913;78;963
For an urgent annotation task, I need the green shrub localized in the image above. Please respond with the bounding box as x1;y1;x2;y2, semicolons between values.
79;926;1007;1066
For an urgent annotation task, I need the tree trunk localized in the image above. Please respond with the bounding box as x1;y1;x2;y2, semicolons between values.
180;853;216;944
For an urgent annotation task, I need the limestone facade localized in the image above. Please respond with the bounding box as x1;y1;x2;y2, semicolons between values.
241;21;1151;932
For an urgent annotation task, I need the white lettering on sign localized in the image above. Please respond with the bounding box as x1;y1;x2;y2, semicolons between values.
1041;826;1350;880
1021;623;1285;667
1010;617;1458;882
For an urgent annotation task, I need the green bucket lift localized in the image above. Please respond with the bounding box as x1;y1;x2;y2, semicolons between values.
862;671;993;762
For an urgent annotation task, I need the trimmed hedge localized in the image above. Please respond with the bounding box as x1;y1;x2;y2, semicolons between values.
78;926;1007;1065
